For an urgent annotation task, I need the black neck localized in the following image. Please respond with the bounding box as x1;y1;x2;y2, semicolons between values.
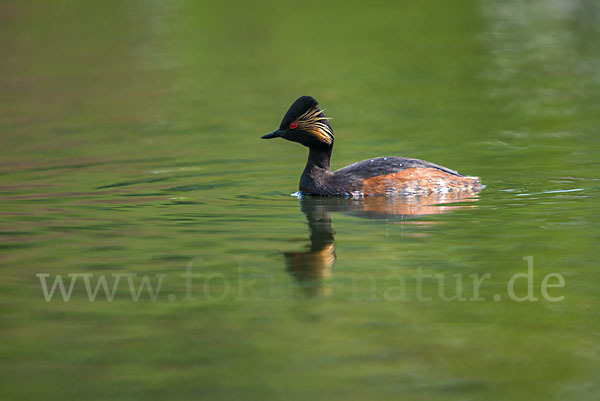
299;146;334;195
305;146;332;171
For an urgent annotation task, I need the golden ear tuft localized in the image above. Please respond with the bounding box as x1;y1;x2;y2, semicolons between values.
296;107;334;145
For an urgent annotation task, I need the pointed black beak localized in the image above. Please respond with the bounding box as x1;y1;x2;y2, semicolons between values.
261;129;284;139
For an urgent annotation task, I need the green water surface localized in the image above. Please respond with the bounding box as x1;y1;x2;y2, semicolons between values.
1;1;599;400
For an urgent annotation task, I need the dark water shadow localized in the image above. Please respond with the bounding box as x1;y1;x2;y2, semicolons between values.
284;192;479;296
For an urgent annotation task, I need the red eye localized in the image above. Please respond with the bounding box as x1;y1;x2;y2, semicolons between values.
289;122;298;129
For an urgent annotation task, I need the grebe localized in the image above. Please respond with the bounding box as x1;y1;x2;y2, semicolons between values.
262;96;481;197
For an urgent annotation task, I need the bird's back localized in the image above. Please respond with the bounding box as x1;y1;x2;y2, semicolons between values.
330;157;481;196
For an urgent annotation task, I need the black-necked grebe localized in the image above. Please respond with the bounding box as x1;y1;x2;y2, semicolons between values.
262;96;481;196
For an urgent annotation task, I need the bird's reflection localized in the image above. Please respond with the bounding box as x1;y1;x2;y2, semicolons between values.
283;192;479;296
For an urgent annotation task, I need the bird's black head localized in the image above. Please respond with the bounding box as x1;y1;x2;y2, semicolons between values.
262;96;334;149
